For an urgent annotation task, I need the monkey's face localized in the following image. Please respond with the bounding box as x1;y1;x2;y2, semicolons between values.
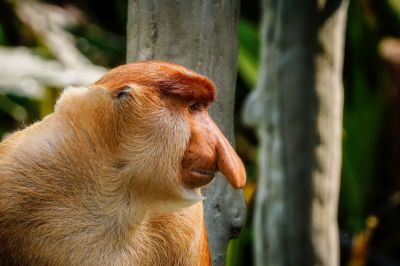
113;89;245;211
92;61;246;211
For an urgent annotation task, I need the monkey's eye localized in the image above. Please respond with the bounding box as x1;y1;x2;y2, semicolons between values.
116;86;132;99
188;102;202;113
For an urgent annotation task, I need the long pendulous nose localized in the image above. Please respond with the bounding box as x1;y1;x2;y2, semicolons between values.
209;118;246;189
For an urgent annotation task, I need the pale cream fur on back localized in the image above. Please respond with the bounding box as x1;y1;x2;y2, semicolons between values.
0;86;207;265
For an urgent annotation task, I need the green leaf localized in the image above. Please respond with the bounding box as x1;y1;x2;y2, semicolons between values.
238;18;260;88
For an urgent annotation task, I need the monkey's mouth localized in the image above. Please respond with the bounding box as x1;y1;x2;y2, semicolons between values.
192;169;215;177
185;169;216;188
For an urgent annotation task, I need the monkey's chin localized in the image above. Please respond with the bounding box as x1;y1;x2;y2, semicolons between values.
161;188;205;213
181;187;205;203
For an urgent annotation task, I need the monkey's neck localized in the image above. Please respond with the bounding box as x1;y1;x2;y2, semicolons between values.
125;203;211;265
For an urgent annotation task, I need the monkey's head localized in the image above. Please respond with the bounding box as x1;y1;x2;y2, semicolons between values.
56;61;245;213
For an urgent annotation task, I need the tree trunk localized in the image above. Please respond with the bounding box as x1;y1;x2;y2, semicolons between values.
243;1;348;265
126;1;246;265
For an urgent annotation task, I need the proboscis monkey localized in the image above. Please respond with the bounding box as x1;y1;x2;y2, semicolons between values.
0;61;246;265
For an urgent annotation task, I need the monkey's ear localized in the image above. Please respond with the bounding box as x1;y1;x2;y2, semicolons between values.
115;86;133;99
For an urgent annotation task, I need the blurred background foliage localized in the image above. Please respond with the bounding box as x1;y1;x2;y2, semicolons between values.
1;0;400;265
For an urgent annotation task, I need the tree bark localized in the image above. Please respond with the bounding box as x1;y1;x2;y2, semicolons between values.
126;1;246;265
243;1;348;265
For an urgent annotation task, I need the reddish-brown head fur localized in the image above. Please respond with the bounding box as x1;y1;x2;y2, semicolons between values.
95;61;216;104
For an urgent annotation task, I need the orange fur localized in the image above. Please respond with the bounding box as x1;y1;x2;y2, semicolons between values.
0;61;245;265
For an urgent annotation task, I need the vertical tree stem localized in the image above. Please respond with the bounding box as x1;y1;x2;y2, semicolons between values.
244;1;348;265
